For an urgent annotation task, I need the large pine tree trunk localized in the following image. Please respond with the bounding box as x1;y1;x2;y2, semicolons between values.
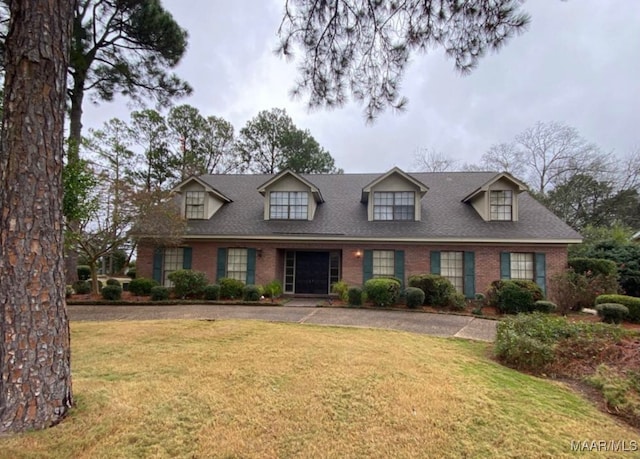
0;0;74;432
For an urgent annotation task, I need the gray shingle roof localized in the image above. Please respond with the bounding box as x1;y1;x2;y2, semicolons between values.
185;172;581;242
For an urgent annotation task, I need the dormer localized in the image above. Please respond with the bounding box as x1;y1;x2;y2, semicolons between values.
461;172;528;222
257;170;324;221
171;176;232;220
361;167;429;221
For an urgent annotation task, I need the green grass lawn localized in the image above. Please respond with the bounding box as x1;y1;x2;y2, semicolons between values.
1;320;637;458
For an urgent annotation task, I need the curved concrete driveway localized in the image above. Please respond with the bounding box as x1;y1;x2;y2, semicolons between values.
68;304;497;342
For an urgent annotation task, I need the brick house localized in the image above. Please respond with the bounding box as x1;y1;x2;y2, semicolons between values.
136;168;581;298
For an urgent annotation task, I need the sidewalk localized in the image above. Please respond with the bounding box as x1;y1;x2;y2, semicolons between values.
68;304;498;342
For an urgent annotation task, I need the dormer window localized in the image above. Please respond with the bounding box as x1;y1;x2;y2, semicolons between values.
185;191;205;219
270;191;309;220
373;191;415;221
490;190;513;221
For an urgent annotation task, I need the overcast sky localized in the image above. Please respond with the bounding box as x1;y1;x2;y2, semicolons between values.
83;0;640;173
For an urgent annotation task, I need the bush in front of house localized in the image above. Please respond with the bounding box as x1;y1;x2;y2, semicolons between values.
126;267;136;279
203;284;220;301
72;280;91;295
595;303;629;324
331;280;349;302
77;265;91;281
449;292;467;311
595;294;640;323
405;287;425;309
128;277;158;296
532;300;557;314
101;284;122;301
243;285;261;302
106;278;121;287
569;257;618;277
347;287;363;306
168;269;208;299
549;268;618;314
364;278;401;307
150;286;169;301
407;274;456;307
263;279;283;302
219;277;245;300
494;280;537;314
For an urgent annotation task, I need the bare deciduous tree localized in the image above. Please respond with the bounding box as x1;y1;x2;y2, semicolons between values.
412;148;457;172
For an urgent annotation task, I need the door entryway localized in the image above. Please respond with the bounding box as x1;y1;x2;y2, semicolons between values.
294;251;330;294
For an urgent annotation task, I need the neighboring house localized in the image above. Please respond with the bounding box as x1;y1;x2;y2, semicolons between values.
137;168;582;298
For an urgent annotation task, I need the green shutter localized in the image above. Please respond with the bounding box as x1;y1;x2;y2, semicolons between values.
152;248;163;284
430;251;441;275
182;247;192;269
394;250;405;287
363;250;373;283
216;248;227;281
535;252;546;294
246;248;257;284
463;251;475;299
500;252;511;279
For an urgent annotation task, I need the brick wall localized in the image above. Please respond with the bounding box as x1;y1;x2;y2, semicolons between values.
137;240;570;297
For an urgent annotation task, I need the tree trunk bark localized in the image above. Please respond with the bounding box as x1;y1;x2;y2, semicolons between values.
0;0;74;433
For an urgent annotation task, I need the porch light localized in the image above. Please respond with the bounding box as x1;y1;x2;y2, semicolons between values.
355;250;362;258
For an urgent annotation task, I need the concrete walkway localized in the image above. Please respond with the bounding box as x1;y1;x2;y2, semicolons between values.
68;304;498;342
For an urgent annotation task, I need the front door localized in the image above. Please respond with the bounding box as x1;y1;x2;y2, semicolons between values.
294;251;330;294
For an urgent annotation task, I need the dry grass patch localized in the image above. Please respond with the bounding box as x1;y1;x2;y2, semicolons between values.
0;320;637;458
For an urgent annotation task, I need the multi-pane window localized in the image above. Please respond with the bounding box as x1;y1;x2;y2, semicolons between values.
373;250;395;277
441;251;464;293
270;191;308;220
185;191;205;219
163;248;184;287
510;252;534;280
373;192;415;221
227;248;248;282
490;190;513;221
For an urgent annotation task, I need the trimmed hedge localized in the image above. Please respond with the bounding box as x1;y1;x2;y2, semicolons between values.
595;294;640;323
203;284;220;301
405;287;425;309
106;278;121;287
494;280;543;314
532;300;557;314
347;287;363;306
128;277;158;296
77;265;91;281
219;277;244;300
569;257;617;277
72;280;91;295
595;303;628;324
242;285;261;302
364;278;401;307
168;269;208;299
101;285;122;301
408;274;456;307
150;286;169;301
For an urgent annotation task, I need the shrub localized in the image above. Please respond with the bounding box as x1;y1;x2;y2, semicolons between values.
449;292;467;311
495;280;535;314
72;280;91;295
347;287;363;306
77;265;91;281
243;284;261;302
150;286;169;301
532;300;557;314
126;267;136;279
263;280;283;301
405;287;425;309
106;278;121;287
331;280;349;302
595;303;629;324
549;268;618;314
65;285;74;299
101;284;122;301
128;278;158;296
203;284;220;301
408;274;456;307
168;269;208;299
219;277;245;300
364;278;401;307
595;294;640;323
569;257;618;277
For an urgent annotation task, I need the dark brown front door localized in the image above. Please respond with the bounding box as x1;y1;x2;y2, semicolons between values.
295;251;330;294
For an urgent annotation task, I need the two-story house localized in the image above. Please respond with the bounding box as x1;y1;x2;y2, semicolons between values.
136;168;582;298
